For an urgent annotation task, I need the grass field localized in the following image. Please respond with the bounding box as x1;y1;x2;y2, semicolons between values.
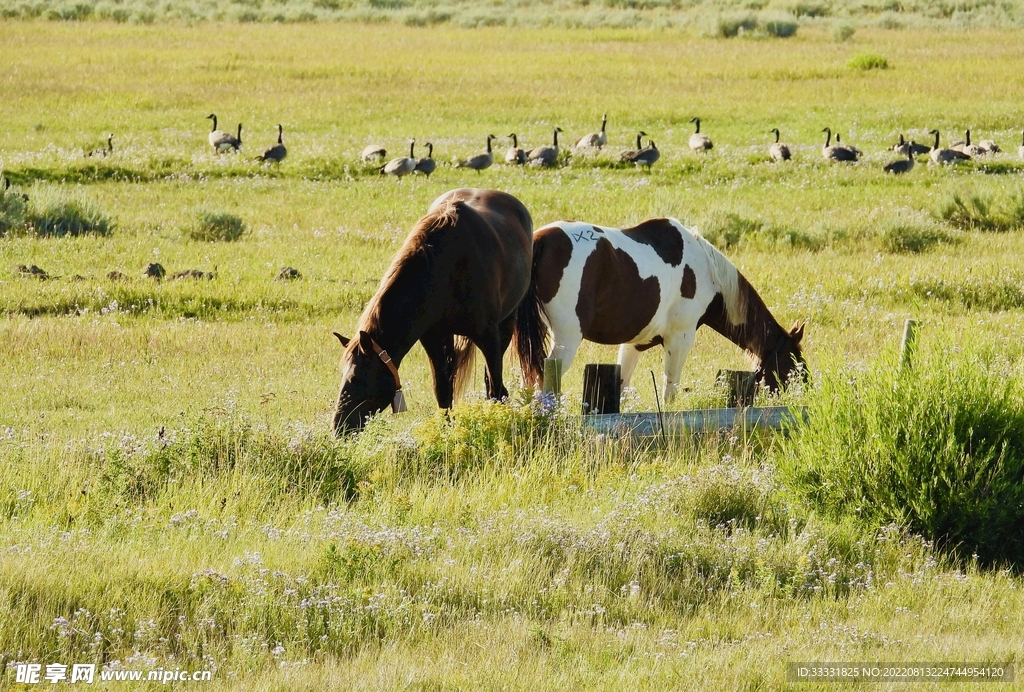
2;19;1024;690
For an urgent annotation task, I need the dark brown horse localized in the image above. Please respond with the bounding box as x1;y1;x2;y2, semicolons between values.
332;188;545;434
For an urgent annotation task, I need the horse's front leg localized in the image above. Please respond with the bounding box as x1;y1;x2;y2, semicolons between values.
617;343;644;390
420;330;456;408
662;330;697;404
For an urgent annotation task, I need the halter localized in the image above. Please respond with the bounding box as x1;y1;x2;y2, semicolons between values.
367;336;406;413
754;332;792;383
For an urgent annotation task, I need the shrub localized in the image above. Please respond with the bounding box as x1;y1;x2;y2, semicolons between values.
411;392;571;480
698;210;761;249
848;52;889;70
832;23;855;41
25;185;113;237
187;210;246;242
760;13;799;37
880;220;954;253
698;211;822;251
791;0;830;17
779;350;1024;566
0;186;28;236
938;190;1024;232
709;12;758;37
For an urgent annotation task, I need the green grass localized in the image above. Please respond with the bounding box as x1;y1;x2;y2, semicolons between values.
3;19;1024;690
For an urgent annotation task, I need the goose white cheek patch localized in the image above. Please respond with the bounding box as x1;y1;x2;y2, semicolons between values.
392;390;407;414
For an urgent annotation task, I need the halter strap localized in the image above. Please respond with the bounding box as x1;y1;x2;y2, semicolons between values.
368;337;402;392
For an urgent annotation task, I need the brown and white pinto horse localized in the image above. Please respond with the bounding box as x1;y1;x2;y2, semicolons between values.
333;188;544;434
522;218;806;401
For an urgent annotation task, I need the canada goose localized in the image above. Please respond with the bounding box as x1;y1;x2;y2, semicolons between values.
3;176;28;202
624;140;660;171
457;134;496;173
688;118;712;152
822;127;858;162
505;133;526;165
87;133;113;158
257;124;287;163
1018;130;1024;160
950;130;985;157
883;145;916;174
574;114;608;149
768;128;791;161
978;136;1000;154
414;142;436;176
361;144;387;163
527;127;563;167
619;131;648;162
207;115;241;153
891;134;931;157
928;130;971;165
381;140;417;178
834;132;862;158
956;130;999;155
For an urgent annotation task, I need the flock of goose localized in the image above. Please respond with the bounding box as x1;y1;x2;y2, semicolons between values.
78;114;1024;178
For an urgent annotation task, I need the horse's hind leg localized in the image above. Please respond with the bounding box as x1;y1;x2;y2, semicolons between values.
473;325;509;401
482;314;517;398
420;330;456;408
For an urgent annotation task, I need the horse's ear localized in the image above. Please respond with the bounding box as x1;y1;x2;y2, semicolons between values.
333;332;350;347
789;322;805;343
358;330;375;352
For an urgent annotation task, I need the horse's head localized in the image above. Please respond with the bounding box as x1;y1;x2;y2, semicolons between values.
755;323;807;392
332;330;400;435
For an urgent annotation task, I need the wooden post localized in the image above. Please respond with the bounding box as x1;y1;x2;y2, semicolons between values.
542;357;562;395
582;364;621;415
899;319;920;372
717;369;757;407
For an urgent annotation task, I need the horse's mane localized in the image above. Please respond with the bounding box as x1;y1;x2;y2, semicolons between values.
687;225;747;327
357;201;461;333
354;199;477;399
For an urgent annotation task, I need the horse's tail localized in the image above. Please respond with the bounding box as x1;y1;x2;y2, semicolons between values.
512;252;550;389
452;336;477;401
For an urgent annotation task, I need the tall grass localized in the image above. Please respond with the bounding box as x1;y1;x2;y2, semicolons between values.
779;347;1024;566
31;184;113;237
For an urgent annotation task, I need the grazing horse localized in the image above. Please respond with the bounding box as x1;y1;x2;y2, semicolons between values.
521;217;806;401
332;188;543;434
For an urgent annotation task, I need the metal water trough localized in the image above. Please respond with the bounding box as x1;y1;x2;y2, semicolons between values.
546;359;806;438
583;405;807;437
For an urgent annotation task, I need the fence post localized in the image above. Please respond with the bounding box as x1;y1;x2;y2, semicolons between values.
899;319;920;372
582;364;621;415
542;357;562;396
